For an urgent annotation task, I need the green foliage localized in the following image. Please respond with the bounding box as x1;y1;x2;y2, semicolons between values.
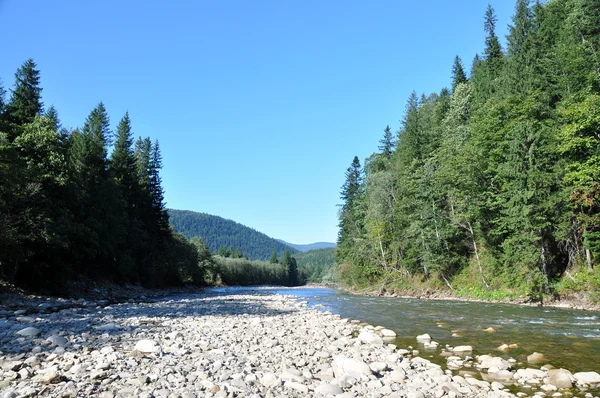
7;59;43;127
213;256;302;286
295;248;337;283
168;209;298;260
336;0;600;300
0;61;205;289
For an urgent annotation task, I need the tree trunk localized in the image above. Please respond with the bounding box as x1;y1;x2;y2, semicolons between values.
468;222;489;289
586;248;593;270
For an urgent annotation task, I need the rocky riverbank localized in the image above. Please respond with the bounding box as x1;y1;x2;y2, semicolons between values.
0;289;598;397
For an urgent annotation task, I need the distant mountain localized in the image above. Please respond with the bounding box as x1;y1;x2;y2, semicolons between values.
276;240;337;252
294;248;337;283
168;209;297;261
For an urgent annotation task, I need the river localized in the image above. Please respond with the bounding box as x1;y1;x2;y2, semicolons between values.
207;286;600;374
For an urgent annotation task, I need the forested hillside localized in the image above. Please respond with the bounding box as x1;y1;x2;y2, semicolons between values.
294;248;337;283
169;209;298;260
277;240;337;252
337;0;600;300
0;60;209;289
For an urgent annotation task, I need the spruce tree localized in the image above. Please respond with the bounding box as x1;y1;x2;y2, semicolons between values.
8;59;43;127
451;56;467;91
111;113;137;196
378;125;395;157
484;5;503;68
149;139;169;234
44;105;61;132
340;156;362;209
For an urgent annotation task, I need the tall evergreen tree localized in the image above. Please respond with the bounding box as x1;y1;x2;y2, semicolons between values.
8;59;43;128
378;125;395;157
451;56;467;91
484;4;504;69
149;139;169;234
44;105;61;132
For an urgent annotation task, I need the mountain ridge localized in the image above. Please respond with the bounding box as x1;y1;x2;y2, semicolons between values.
168;209;298;260
276;240;337;252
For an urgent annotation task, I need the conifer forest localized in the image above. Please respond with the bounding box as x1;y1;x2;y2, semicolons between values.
336;0;600;299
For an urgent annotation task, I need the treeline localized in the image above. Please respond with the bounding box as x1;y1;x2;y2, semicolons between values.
212;249;303;286
337;0;600;298
294;248;337;283
0;60;208;289
168;209;298;260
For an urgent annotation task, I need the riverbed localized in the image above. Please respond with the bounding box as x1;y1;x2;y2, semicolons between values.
208;286;600;374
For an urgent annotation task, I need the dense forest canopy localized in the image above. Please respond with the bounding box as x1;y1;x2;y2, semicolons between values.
0;60;209;289
294;248;337;283
168;209;298;260
337;0;600;298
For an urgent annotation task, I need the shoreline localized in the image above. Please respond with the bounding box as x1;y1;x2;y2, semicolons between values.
334;285;600;312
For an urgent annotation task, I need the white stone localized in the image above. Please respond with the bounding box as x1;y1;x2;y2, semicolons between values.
416;333;431;342
369;361;388;373
315;383;343;395
574;372;600;385
381;328;396;337
260;372;279;387
453;345;473;353
332;354;372;379
357;331;383;345
16;327;40;337
134;339;160;353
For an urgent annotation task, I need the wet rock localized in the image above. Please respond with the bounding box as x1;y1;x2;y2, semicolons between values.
381;328;396;337
453;345;473;353
416;333;432;342
527;352;548;363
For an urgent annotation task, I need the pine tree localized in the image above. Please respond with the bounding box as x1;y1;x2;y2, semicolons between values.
8;59;43;127
378;125;395;157
451;56;467;91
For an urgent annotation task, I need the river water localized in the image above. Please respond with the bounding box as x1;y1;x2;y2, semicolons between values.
208;286;600;374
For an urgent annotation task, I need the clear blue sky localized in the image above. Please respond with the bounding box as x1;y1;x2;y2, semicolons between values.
0;0;513;244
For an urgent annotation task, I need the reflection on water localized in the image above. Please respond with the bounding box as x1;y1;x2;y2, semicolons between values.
205;286;600;373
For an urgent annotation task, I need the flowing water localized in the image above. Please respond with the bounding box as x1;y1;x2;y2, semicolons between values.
208;286;600;374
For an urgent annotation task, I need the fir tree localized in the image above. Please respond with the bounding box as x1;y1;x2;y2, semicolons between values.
8;59;43;127
451;56;467;91
378;125;395;157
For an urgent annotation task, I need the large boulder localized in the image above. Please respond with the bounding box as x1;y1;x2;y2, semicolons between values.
332;355;372;379
357;331;383;345
548;369;573;389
